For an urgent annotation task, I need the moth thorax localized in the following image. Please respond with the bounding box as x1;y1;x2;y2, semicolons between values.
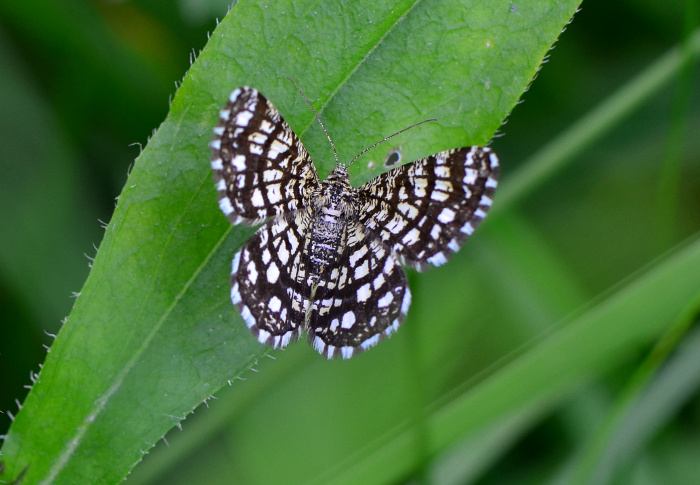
326;165;350;182
312;191;354;224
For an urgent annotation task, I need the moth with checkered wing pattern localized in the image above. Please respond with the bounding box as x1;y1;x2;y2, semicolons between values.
210;86;498;359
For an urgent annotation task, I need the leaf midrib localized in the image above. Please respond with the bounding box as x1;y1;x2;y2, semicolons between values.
296;0;426;138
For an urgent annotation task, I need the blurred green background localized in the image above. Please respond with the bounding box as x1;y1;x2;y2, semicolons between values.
1;0;699;484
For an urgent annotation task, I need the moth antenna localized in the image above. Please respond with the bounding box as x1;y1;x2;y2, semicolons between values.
348;118;437;167
286;76;340;166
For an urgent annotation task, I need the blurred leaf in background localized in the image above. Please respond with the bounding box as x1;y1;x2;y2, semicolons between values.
0;0;699;484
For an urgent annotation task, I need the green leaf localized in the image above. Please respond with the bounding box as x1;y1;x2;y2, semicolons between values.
0;0;581;483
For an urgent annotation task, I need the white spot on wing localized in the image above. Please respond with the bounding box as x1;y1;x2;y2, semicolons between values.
313;336;326;354
247;261;258;284
341;311;356;329
385;320;400;336
357;283;371;302
278;242;290;265
402;228;420;245
219;197;234;215
267;184;283;204
463;168;478;185
373;273;385;290
267;262;280;283
387;214;407;234
268;296;281;312
414;177;428;198
287;230;299;254
229;88;242;102
281;331;292;348
361;334;380;350
397;202;418;219
431;190;450;202
435;165;450;178
249;132;267;144
354;260;369;279
348;246;368;267
438;208;455;223
377;292;393;308
401;288;412;314
231;283;241;304
241;305;255;328
267;139;287;159
427;252;447;266
263;170;283;182
251;189;265;207
257;329;271;344
232;155;246;171
236;110;253;127
231;251;241;274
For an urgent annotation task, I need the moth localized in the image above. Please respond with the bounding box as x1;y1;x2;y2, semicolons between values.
210;85;498;358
